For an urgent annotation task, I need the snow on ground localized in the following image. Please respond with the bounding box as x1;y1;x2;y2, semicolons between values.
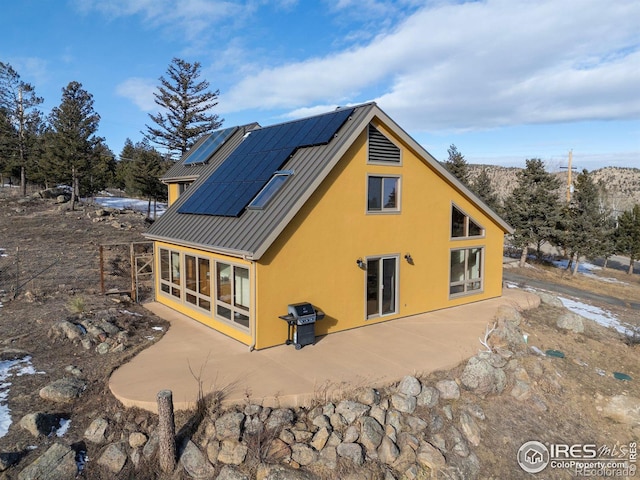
0;356;44;438
558;296;636;336
56;418;71;437
91;196;167;217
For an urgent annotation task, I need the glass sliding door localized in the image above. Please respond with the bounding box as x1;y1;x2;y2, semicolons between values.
366;256;398;319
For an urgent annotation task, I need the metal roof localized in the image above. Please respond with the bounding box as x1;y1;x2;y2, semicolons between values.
145;102;512;260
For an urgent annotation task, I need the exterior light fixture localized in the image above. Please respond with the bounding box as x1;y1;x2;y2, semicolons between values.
356;258;366;269
404;254;414;264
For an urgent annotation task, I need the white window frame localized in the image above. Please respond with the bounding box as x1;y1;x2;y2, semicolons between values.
449;247;484;297
367;174;401;214
159;248;182;299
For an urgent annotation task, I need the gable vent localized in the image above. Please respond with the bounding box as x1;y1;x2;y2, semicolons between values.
368;124;400;164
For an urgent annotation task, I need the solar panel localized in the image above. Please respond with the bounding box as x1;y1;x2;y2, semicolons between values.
178;107;354;217
182;126;237;166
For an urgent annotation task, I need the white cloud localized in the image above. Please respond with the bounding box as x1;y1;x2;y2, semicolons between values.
220;0;640;132
115;77;157;111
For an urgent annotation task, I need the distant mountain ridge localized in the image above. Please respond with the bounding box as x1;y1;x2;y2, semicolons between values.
468;165;640;214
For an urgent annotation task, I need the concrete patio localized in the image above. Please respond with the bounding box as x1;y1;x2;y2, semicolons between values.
109;288;539;413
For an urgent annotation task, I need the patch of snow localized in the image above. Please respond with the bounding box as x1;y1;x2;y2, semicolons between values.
1;356;40;438
76;450;88;473
151;326;163;331
552;259;627;285
55;418;71;437
145;336;155;341
92;196;167;216
558;297;636;336
120;309;142;317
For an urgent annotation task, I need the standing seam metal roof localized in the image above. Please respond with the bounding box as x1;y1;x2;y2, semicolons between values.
145;102;512;259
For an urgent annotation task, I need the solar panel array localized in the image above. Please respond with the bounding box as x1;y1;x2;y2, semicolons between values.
178;107;354;217
182;126;238;166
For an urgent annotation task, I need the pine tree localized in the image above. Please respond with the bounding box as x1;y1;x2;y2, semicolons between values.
443;144;470;186
615;204;640;274
44;81;102;209
557;169;609;275
503;158;562;267
0;62;44;195
472;167;500;212
145;58;222;159
114;138;136;191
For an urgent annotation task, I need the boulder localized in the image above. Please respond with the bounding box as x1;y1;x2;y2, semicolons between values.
416;441;446;470
603;395;640;425
265;438;291;462
84;417;109;444
537;291;564;307
335;400;370;424
291;443;317;466
398;376;422;397
217;440;248;465
20;413;62;437
255;464;320;480
0;452;21;472
435;380;460;400
216;465;250;480
417;386;439;408
180;440;215;479
265;408;295;431
359;416;384;452
377;436;400;465
391;393;416;414
459;411;480;446
556;311;585;333
215;411;245;441
336;442;364;466
129;432;147;449
39;377;86;403
17;443;77;480
461;355;507;396
494;304;523;326
97;442;127;475
357;388;381;406
310;427;330;451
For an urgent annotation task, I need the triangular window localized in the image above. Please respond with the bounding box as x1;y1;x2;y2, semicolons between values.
451;205;484;238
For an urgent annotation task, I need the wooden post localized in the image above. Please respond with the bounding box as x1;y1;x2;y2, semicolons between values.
157;390;177;473
130;243;136;302
99;245;105;295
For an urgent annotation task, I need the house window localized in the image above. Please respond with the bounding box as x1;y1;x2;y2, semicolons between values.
178;182;191;196
451;205;484;238
368;124;401;164
450;248;483;296
159;248;181;298
368;175;400;213
184;255;211;311
216;262;250;330
366;256;398;319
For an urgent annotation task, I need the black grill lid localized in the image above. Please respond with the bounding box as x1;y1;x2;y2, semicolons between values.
290;302;315;317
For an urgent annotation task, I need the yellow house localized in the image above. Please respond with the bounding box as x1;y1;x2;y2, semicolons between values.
145;103;512;350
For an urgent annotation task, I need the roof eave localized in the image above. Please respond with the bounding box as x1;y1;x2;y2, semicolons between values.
144;233;255;260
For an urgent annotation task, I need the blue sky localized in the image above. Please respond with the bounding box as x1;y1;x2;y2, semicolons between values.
2;0;639;171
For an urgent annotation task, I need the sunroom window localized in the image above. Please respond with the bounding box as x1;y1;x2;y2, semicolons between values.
216;262;250;329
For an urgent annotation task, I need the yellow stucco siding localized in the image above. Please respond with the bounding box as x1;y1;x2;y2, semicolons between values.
167;183;180;207
255;124;506;349
153;241;254;346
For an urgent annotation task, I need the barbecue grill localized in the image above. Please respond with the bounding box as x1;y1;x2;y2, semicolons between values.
279;302;325;349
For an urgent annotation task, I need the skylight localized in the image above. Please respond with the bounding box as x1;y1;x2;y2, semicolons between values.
247;171;293;210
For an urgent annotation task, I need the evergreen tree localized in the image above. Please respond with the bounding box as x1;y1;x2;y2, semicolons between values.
0;62;44;195
615;204;640;274
114;138;136;191
443;144;470;186
129;139;169;218
44;81;102;209
145;58;222;159
472;167;500;212
557;170;609;275
503;158;562;267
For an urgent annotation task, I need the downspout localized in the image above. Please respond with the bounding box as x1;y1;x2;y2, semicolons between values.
247;256;257;351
